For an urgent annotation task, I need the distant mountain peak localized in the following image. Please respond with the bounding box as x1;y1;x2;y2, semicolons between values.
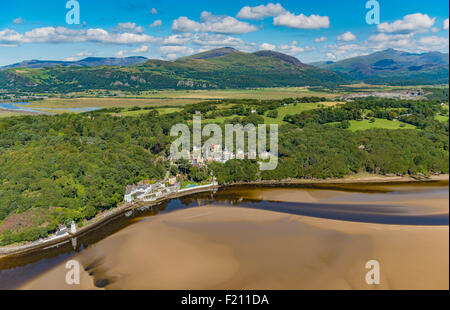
180;47;307;68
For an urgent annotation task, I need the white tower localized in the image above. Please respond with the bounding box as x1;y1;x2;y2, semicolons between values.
70;221;77;234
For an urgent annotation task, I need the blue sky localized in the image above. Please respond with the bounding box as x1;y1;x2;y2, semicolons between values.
0;0;448;66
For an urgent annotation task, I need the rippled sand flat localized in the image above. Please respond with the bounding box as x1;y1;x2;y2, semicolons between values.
20;206;449;290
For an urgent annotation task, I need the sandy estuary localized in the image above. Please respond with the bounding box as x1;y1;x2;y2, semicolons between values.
0;181;448;290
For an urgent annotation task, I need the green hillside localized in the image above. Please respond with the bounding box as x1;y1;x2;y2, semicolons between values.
0;48;346;92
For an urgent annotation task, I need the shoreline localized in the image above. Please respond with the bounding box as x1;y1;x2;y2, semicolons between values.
226;174;449;186
1;173;448;258
19;206;449;290
0;108;44;116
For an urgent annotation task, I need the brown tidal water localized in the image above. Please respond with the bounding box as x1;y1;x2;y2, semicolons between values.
0;181;448;290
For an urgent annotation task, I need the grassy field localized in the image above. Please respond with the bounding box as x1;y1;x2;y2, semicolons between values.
3;86;447;120
133;87;340;100
200;104;419;130
16;88;343;116
37;87;340;101
201;101;342;125
17;88;332;114
51;84;446;100
347;119;416;131
0;111;23;118
264;101;341;125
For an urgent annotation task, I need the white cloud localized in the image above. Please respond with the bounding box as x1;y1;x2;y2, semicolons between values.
418;35;449;49
237;3;286;20
191;33;246;48
444;18;449;30
377;13;435;34
326;53;337;60
314;36;327;43
115;50;127;57
0;25;256;55
68;52;92;59
0;28;24;44
151;8;158;15
63;57;78;61
150;20;162;28
20;27;82;43
64;51;94;62
369;33;414;41
325;31;449;61
160;45;192;54
260;43;276;50
273;12;330;29
112;22;144;34
278;41;315;55
160;45;194;57
166;53;178;60
163;34;191;45
86;28;156;44
13;17;24;25
172;11;258;34
0;26;158;45
133;45;149;53
324;43;370;60
368;33;415;49
337;32;356;42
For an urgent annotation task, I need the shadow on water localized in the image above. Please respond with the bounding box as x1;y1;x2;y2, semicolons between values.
208;199;449;225
0;182;448;289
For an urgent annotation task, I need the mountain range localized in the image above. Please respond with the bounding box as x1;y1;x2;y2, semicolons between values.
311;49;449;85
0;56;148;70
0;48;448;92
0;47;344;91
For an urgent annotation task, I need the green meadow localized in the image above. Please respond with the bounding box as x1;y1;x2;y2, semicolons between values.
347;119;417;131
202;101;341;125
435;115;449;122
